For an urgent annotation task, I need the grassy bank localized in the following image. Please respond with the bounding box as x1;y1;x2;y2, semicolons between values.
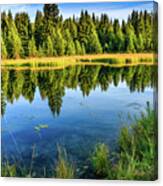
1;53;156;66
1;104;157;180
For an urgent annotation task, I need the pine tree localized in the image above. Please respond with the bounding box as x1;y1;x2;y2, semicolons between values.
7;29;23;59
74;40;82;55
144;11;152;51
88;29;102;54
78;11;92;49
64;29;76;55
113;19;125;52
38;46;44;57
43;36;53;56
28;36;37;57
1;37;8;59
121;20;126;34
81;43;86;55
78;11;102;54
1;8;154;57
34;11;44;49
63;18;77;40
125;23;136;53
1;12;8;41
15;12;32;56
130;10;139;36
43;4;59;27
52;29;64;56
107;26;115;52
136;34;144;52
6;15;23;59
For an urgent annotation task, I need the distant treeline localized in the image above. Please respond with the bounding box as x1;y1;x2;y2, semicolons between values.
1;4;158;59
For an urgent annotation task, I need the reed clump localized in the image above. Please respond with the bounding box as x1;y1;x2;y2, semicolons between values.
114;103;157;180
55;145;75;179
91;143;110;178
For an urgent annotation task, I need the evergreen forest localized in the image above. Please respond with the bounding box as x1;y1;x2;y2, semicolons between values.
1;4;157;59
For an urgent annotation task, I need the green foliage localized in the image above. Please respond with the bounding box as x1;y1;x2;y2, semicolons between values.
28;36;37;57
15;12;32;56
1;65;155;115
1;7;156;58
52;29;64;56
6;28;23;59
136;34;144;52
43;36;53;56
37;46;44;57
3;13;24;59
81;43;86;55
90;105;157;180
63;18;77;40
63;29;76;55
55;145;74;179
74;40;82;55
91;143;110;178
113;20;125;52
1;161;17;177
1;37;8;59
34;11;44;48
88;29;102;54
114;104;157;180
1;91;6;116
107;27;115;52
125;23;136;53
43;4;59;27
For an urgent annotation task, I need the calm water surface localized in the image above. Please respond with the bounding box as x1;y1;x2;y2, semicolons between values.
1;64;155;177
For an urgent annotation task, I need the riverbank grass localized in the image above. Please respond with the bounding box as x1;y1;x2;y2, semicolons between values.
1;53;156;67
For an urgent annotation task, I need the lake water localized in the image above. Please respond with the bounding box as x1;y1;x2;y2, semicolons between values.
1;64;155;177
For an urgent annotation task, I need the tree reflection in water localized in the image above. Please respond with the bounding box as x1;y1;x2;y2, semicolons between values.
1;65;156;116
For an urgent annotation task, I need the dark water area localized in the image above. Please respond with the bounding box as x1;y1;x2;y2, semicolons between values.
1;64;156;177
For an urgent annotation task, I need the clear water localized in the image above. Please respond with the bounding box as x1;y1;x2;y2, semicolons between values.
1;64;155;177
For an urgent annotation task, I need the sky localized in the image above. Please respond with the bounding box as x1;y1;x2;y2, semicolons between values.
1;1;154;22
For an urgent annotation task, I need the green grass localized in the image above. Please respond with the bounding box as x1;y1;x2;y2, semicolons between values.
91;143;110;178
114;103;157;180
89;103;157;180
55;145;75;179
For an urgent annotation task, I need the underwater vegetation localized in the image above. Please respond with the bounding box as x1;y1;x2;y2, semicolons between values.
34;124;49;132
1;105;157;180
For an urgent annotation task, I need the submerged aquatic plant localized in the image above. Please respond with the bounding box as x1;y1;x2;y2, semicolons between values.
34;124;49;132
1;161;17;177
55;145;75;179
1;160;29;177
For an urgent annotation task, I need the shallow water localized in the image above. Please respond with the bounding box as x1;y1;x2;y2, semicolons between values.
1;64;155;177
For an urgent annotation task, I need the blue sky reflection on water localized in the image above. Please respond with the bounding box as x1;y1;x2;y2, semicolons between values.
2;81;153;157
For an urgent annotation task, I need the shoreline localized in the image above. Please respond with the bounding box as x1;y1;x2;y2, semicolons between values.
1;53;156;65
1;62;157;71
